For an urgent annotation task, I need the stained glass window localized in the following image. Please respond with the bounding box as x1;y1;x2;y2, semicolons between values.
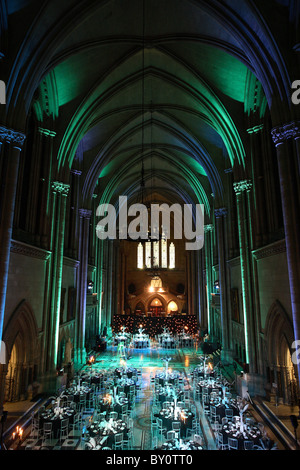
169;242;175;268
137;242;143;269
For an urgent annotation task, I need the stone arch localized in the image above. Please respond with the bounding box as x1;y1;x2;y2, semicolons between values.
264;300;297;404
3;300;39;402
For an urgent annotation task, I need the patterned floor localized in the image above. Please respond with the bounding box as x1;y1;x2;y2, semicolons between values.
16;342;205;451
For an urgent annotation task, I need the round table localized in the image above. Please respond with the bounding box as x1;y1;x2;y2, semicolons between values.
157;407;194;438
39;406;76;438
87;418;129;448
209;398;239;419
157;438;203;451
156;385;184;404
155;372;180;386
197;380;224;395
221;419;262;449
114;367;137;379
97;396;129;415
64;385;91;403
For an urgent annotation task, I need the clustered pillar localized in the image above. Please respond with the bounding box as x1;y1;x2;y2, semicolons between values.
271;121;300;384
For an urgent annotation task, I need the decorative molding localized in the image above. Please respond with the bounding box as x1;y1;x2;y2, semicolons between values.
63;256;80;268
79;208;92;219
271;121;300;147
70;169;82;176
226;256;241;268
246;124;264;134
215;207;227;218
252;239;286;261
204;224;214;233
51;181;70;196
0;126;26;147
38;127;56;138
10;239;51;260
233;179;252;194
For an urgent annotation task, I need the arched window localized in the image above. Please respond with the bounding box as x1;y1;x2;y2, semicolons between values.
161;238;167;268
145;242;151;268
153;241;159;267
137;243;143;269
169;242;175;268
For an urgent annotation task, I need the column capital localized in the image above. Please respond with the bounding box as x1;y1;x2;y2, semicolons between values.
0;125;26;148
215;207;227;218
70;169;82;176
246;124;264;134
79;208;92;219
38;127;56;138
204;224;214;233
51;181;70;196
271;121;300;147
233;179;252;194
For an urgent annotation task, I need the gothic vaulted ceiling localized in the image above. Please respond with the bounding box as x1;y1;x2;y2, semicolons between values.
2;0;298;216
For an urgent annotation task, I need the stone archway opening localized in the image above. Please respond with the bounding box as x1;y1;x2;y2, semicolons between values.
265;301;299;405
3;301;39;403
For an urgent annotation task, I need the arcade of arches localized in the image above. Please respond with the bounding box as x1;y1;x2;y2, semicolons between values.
0;0;300;452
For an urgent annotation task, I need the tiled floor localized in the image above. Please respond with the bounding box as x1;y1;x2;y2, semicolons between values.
2;342;291;450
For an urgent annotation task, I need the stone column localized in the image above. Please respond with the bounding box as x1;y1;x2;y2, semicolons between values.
233;180;257;373
271;121;300;384
204;224;214;336
215;208;230;353
46;182;70;382
74;208;91;365
0;126;26;342
38;128;56;249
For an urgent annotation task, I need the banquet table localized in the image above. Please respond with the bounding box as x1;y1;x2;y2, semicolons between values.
197;379;224;395
210;398;239;419
116;378;136;395
97;395;130;415
87;417;129;448
156;385;184;404
178;335;193;347
114;367;138;379
114;334;130;345
192;366;215;379
63;384;92;403
156;438;203;451
39;406;76;438
80;372;104;385
161;338;176;348
221;418;262;449
133;334;150;348
156;406;194;438
155;371;180;386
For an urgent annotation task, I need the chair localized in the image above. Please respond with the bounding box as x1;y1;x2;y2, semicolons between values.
58;418;69;442
172;421;181;433
167;430;176;440
187;419;200;437
123;429;133;449
70;412;81;431
216;432;229;450
225;408;233;420
30;416;41;439
42;422;54;442
113;432;124;450
244;440;254;450
210;405;217;422
228;437;239;450
109;411;118;420
156;417;167;440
